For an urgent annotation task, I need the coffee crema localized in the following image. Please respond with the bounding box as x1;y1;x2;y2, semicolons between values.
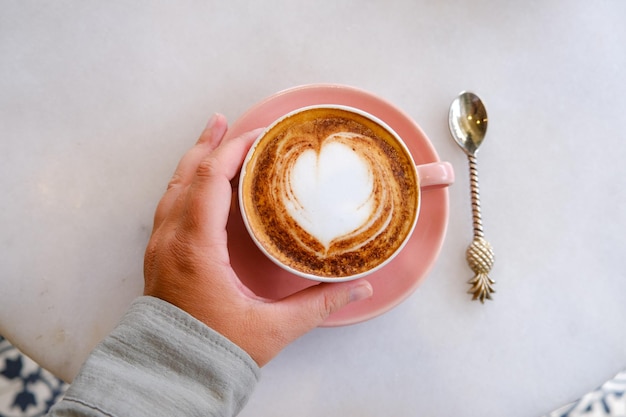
240;107;419;278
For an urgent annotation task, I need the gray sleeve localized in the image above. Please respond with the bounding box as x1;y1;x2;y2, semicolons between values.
48;296;260;417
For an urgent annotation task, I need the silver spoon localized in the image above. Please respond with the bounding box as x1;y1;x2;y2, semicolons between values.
448;91;495;303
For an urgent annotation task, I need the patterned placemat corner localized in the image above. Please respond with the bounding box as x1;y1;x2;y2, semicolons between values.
541;370;626;417
0;335;68;417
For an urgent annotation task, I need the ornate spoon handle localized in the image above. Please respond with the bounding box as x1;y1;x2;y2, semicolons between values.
465;154;495;302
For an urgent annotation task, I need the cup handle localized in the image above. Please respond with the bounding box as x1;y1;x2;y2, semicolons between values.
416;161;455;189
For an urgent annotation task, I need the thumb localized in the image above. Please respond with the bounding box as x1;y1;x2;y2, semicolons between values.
276;279;373;338
243;280;373;366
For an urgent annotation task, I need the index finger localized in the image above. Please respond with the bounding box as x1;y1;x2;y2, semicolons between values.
180;127;264;239
153;114;228;228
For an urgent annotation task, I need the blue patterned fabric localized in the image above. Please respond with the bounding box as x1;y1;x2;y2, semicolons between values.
0;336;67;417
542;370;626;417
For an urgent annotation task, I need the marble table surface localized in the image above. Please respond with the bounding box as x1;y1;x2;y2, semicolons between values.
1;2;625;416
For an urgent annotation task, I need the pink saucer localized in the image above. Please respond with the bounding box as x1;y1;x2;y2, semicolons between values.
224;84;449;326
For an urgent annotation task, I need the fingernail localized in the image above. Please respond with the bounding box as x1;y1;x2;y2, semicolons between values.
205;113;219;129
349;281;373;303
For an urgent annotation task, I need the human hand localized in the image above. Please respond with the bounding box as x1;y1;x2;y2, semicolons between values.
143;114;373;366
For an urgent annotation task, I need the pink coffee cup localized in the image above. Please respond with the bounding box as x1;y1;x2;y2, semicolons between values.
239;105;454;282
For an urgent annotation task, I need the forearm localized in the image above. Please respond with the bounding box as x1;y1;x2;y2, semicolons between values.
48;296;260;417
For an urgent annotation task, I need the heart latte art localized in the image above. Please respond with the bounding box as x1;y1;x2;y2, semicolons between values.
240;107;419;278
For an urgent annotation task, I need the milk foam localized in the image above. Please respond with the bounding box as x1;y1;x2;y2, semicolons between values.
242;107;419;278
285;134;374;249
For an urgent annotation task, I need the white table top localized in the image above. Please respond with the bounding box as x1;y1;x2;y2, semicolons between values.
2;2;626;416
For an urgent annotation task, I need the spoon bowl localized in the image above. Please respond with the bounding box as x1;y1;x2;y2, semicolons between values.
449;92;488;156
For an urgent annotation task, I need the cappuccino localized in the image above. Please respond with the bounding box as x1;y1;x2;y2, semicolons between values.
239;106;419;279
